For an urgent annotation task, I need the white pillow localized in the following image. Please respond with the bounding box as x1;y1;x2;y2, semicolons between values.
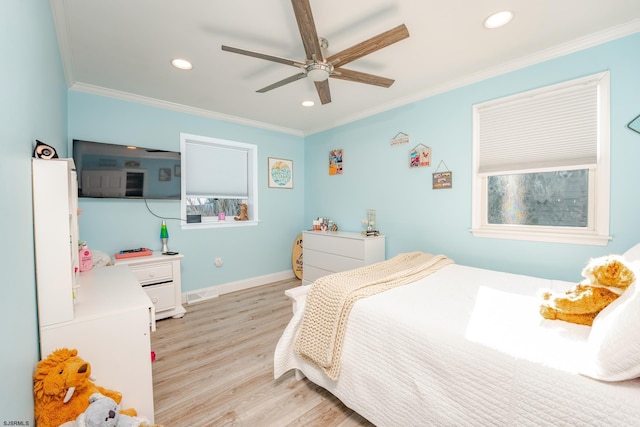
623;242;640;262
580;278;640;381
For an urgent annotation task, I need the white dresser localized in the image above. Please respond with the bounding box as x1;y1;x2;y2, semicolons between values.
302;230;386;286
115;252;186;320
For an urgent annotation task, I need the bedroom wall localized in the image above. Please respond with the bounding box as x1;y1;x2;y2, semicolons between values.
0;0;68;422
304;33;640;282
67;91;306;294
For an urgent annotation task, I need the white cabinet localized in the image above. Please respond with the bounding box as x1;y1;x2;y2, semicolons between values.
302;231;386;286
32;158;79;327
40;266;155;421
115;253;186;320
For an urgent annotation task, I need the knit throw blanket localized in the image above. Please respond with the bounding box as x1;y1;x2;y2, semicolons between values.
294;252;453;380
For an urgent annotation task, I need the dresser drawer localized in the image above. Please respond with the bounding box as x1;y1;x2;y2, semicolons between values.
129;262;173;285
303;264;334;284
304;233;365;259
143;283;175;312
305;249;365;273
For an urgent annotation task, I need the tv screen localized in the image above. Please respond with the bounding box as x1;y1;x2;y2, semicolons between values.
72;139;181;200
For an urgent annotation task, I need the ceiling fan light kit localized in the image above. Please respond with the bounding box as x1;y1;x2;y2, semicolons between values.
305;63;333;82
221;0;409;105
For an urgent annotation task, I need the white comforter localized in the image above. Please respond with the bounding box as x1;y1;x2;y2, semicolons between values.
274;264;640;426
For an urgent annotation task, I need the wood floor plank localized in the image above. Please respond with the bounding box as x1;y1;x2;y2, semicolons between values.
151;278;375;427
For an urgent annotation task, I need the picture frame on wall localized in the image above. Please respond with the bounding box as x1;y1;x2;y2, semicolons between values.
159;168;171;181
268;157;293;189
329;149;343;175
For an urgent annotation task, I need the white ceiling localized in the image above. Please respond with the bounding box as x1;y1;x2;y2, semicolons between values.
51;1;640;135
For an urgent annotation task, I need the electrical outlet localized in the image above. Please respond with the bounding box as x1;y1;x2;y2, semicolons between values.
215;257;223;267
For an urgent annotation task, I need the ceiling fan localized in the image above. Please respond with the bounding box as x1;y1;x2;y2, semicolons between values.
221;0;409;105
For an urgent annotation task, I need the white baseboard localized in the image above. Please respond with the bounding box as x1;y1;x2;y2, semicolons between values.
182;270;295;304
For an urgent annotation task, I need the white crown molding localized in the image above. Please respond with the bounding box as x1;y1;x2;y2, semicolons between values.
69;83;304;137
305;19;640;136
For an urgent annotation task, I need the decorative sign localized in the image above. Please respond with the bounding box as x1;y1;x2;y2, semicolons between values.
268;157;293;188
391;131;410;146
329;149;343;175
432;160;452;189
409;144;431;168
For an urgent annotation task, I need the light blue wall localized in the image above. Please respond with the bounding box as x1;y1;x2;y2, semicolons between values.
68;92;306;292
0;0;68;422
305;33;640;282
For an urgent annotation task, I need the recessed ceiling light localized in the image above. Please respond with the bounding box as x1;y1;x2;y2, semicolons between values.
483;11;514;29
301;100;315;107
171;58;193;70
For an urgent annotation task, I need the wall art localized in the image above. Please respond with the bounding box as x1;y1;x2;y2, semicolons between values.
268;157;293;189
329;149;343;175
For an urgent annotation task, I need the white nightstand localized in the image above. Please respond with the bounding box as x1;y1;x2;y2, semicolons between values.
115;252;186;320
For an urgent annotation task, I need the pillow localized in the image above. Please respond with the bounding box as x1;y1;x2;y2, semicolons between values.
623;242;640;262
580;276;640;381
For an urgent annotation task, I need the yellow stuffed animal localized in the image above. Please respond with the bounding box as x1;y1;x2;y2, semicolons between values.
540;254;635;326
33;348;137;427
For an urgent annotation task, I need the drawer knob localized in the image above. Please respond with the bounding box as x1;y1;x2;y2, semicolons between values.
151;297;159;304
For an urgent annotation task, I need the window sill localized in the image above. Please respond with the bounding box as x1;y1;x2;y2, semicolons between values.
471;227;611;246
181;220;259;230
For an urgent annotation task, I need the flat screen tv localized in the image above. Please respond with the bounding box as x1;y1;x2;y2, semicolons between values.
72;139;181;200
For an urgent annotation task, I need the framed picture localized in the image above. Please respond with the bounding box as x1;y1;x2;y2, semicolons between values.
174;164;181;177
433;171;452;189
329;149;343;175
268;157;293;189
159;168;171;181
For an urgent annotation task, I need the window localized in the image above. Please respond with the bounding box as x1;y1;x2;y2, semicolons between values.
180;133;258;228
471;72;610;245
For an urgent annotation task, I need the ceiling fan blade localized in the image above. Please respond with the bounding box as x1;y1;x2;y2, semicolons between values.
291;0;324;61
222;45;305;68
256;72;307;93
314;80;331;104
326;24;409;68
331;68;395;88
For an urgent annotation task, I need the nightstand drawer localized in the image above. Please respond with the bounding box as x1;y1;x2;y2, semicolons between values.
130;262;173;285
144;283;175;312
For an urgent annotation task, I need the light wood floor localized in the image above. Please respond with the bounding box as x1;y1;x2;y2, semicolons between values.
151;278;374;427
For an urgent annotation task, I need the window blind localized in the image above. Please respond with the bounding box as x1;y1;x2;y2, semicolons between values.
184;141;248;198
476;76;601;175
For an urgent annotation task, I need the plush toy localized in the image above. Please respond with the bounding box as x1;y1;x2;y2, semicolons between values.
540;254;636;326
59;393;160;427
33;348;137;427
234;203;249;221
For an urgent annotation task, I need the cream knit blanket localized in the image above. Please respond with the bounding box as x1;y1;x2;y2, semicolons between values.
294;252;453;380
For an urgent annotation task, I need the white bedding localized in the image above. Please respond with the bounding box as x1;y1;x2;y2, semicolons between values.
274;264;640;426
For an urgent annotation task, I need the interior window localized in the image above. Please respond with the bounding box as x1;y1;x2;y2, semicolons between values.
180;133;258;228
471;72;610;245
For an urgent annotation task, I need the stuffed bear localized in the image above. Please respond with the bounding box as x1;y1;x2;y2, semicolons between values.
33;348;137;427
234;203;249;221
60;393;160;427
540;254;636;326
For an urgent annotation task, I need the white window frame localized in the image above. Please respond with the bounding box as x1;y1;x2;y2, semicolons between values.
180;133;259;229
471;72;611;246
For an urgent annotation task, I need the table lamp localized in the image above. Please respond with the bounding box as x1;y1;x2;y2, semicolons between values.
160;220;169;253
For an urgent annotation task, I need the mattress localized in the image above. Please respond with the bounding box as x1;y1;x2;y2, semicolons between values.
274;264;640;426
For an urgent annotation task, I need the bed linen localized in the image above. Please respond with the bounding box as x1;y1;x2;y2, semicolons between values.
274;264;640;426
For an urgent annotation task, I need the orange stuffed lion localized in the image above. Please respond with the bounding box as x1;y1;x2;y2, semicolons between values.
33;348;136;427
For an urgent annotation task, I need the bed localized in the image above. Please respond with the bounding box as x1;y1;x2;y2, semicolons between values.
274;249;640;426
